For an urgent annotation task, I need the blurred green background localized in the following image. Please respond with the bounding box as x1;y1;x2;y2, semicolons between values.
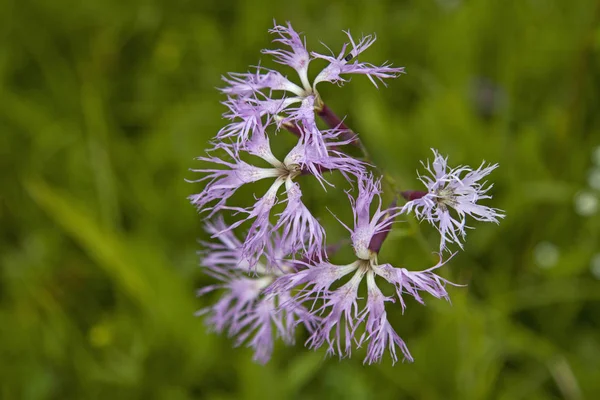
2;0;600;398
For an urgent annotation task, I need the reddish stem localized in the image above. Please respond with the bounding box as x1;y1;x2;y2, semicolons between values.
316;104;360;146
281;121;303;138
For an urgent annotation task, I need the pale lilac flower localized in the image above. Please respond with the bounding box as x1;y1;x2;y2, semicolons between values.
197;218;318;364
270;174;456;364
190;129;365;265
190;132;299;264
401;149;505;252
220;21;404;151
264;22;404;90
277;256;452;364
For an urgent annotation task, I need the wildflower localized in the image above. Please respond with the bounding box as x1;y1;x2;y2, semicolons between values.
269;174;456;364
196;218;318;364
191;23;504;366
401;149;505;252
220;21;404;152
189;127;366;266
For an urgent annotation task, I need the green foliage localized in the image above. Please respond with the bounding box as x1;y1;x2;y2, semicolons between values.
1;0;600;398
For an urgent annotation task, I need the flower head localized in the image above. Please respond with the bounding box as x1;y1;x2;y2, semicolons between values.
402;149;505;252
272;255;453;364
268;175;457;364
219;21;404;152
191;23;501;367
190;130;365;266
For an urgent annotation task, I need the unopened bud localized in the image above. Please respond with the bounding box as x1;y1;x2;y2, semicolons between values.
401;190;427;201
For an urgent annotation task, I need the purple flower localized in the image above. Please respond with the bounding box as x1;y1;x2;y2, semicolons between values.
189;132;304;263
269;175;457;364
274;256;453;363
190;129;366;265
401;149;505;252
219;21;404;151
197;218;318;364
260;22;405;92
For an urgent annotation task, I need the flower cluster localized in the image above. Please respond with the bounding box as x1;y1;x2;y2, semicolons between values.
189;22;504;364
